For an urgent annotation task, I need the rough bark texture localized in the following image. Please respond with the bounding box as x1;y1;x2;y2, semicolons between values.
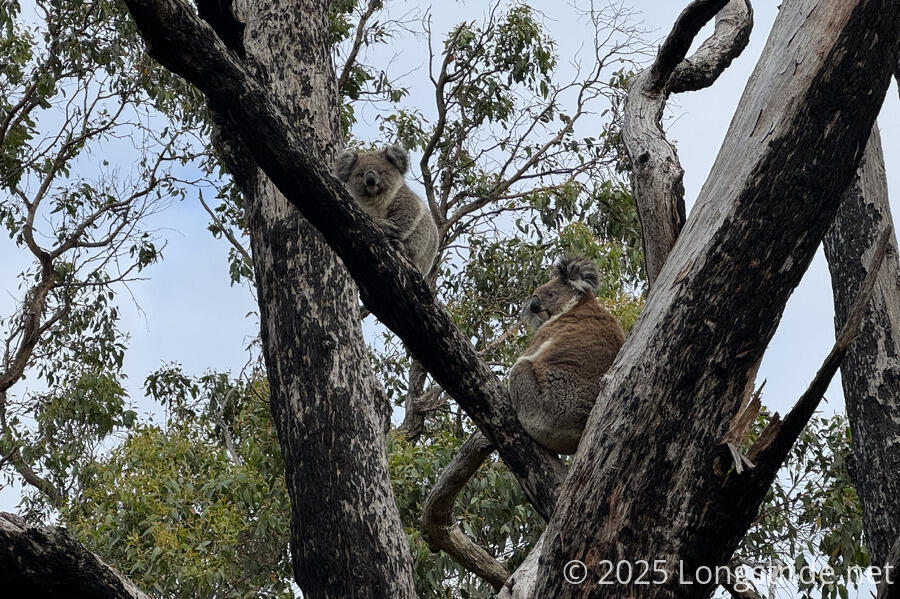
624;0;752;286
123;0;567;524
533;0;900;596
823;127;900;568
0;512;150;599
877;537;900;599
199;1;415;595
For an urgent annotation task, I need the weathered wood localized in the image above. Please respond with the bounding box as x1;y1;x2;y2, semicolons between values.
624;0;752;286
122;0;566;522
0;512;150;599
751;227;890;467
420;431;508;590
533;0;900;595
823;127;900;569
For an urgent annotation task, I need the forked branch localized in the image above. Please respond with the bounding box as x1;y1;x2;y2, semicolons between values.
623;0;752;286
420;431;508;590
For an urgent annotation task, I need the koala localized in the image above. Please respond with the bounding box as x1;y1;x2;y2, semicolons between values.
333;145;439;275
508;256;625;454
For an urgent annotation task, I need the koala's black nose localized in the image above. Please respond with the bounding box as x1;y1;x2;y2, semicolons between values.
364;171;377;187
528;297;541;314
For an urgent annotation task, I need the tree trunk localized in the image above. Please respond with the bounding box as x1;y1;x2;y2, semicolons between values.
201;1;415;596
823;126;900;569
533;0;900;596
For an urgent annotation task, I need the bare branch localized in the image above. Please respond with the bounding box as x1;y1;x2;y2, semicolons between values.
420;431;508;590
337;0;383;93
647;0;729;91
751;226;892;468
198;190;253;267
623;0;752;286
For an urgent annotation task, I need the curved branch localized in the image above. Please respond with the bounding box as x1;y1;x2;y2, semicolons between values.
421;431;508;590
623;0;752;287
337;0;382;93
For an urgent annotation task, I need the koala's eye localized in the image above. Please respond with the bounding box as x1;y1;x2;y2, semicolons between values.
355;172;363;178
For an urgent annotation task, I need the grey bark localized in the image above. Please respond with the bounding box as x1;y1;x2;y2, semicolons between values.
823;127;900;569
624;0;752;286
199;1;415;596
533;0;900;596
119;0;900;597
0;512;150;599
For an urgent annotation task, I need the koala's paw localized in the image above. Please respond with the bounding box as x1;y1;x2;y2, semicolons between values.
375;218;400;239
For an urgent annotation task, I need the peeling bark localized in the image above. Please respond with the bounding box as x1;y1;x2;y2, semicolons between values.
534;0;900;595
0;512;150;599
823;127;900;569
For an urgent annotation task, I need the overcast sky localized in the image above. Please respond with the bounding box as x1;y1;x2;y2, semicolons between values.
1;1;898;511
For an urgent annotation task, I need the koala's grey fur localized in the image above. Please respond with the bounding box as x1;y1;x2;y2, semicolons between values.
333;145;439;275
509;256;625;454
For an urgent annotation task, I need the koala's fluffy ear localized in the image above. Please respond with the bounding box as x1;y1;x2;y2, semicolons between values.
555;255;600;294
384;145;410;173
333;149;358;182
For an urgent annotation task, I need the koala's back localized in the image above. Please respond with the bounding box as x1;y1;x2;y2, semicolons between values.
531;298;623;375
510;294;624;453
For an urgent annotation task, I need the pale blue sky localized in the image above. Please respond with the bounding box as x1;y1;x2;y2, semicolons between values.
1;1;898;525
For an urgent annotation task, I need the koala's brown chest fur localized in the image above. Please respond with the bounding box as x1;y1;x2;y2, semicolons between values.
524;295;624;376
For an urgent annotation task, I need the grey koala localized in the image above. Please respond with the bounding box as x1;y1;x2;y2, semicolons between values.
333;145;439;275
509;256;625;454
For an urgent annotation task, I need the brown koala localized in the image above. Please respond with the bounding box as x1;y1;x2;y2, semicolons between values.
333;145;439;275
508;256;625;454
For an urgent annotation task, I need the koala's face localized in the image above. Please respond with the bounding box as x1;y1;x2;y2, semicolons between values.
523;257;600;330
524;277;580;330
333;146;409;198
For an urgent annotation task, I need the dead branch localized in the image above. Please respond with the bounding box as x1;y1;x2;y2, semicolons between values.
750;226;892;467
623;0;752;286
420;431;508;589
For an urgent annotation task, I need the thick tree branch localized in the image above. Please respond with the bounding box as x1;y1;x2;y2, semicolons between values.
749;227;891;468
823;126;900;568
0;513;149;598
647;0;729;91
624;0;752;287
122;0;565;520
420;431;507;590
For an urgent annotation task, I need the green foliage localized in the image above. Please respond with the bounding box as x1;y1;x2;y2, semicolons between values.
62;368;294;599
736;412;868;599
